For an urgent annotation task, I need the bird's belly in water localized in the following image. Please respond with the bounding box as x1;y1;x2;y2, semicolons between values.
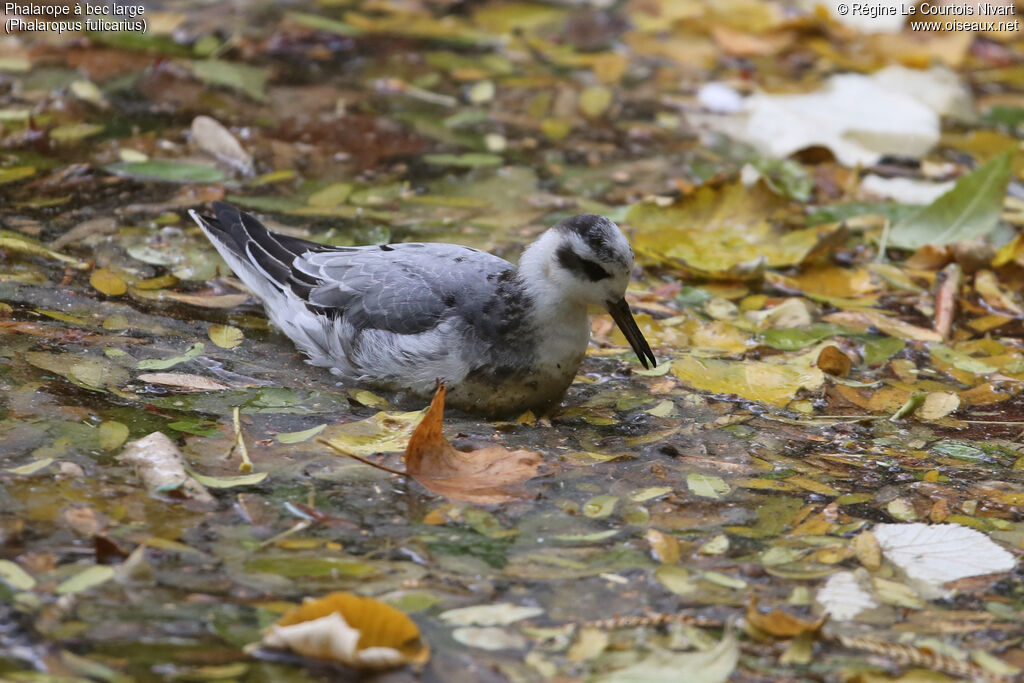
446;354;585;418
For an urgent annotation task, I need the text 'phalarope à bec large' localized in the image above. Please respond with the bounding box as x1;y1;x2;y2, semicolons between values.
189;202;655;417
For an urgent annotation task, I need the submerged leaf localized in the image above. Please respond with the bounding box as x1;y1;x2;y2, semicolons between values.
137;342;205;370
105;161;226;184
592;628;739;683
208;324;244;349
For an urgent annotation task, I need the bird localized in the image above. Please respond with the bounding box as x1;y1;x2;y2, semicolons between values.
188;202;656;417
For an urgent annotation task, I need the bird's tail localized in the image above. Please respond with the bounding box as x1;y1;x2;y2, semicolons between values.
188;201;321;306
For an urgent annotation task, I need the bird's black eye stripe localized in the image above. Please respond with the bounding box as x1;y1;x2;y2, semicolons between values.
556;244;611;282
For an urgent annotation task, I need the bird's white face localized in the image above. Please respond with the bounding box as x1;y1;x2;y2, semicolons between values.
546;214;635;307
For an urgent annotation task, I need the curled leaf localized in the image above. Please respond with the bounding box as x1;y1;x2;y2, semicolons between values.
259;592;429;670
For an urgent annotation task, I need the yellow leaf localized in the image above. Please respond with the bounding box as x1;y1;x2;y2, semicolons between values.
208;324;244;349
98;421;129;451
628;183;830;279
672;346;825;407
262;592;429;669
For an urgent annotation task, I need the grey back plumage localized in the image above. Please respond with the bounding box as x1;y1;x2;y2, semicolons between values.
190;202;535;394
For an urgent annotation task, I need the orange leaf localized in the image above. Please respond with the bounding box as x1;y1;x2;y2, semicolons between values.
263;592;428;669
745;597;825;638
404;384;542;504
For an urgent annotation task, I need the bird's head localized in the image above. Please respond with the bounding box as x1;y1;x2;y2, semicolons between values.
521;214;656;369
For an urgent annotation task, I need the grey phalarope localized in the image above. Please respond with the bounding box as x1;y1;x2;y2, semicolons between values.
189;202;655;417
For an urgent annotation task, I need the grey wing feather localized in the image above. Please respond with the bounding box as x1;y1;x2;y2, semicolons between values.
191;202;517;391
298;244;510;336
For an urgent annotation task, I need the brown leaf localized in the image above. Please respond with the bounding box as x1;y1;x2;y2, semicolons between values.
745;597;825;638
404;384;542;504
816;345;851;378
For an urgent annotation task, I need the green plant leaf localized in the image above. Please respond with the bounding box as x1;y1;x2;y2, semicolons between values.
105;161;226;184
186;59;270;102
888;151;1012;250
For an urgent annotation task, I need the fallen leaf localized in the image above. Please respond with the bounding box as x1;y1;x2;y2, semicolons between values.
438;603;544;626
889;151;1012;250
55;565;116;595
259;592;428;669
672;345;826;407
817;345;852;378
592;628;739;683
815;570;878;621
628;183;827;279
873;523;1016;589
137;342;205;370
89;268;127;296
0;560;35;590
105;160;226;184
136;372;230;391
745;597;825;638
97;421;130;451
118;432;216;505
208;324;244;349
403;385;542;504
917;392;960;421
187;470;268;488
190;115;253;175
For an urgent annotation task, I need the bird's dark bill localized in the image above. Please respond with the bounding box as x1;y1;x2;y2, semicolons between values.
606;297;657;369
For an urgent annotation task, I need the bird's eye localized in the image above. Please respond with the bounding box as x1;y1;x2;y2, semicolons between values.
556;244;611;281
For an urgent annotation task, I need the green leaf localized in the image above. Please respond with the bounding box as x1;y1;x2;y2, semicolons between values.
187;469;268;488
758;324;848;351
593;630;739;683
6;458;53;476
983;105;1024;128
286;11;363;36
137;342;205;370
55;565;116;595
276;423;327;444
807;201;919;226
0;560;35;590
423;153;504;167
861;335;905;365
888;151;1012;250
0;166;35;185
167;419;221;437
49;122;104;143
749;157;813;202
186;59;270;102
105;161;226;184
687;473;730;499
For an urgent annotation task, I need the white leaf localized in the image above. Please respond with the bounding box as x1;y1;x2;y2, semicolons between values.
816;571;878;621
439;603;544;626
118;432;215;504
873;523;1017;587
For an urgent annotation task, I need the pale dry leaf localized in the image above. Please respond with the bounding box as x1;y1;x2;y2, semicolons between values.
873;523;1017;588
118;432;215;504
438;603;544;627
190;115;254;175
917;392;960;421
816;570;878;621
137;372;231;391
